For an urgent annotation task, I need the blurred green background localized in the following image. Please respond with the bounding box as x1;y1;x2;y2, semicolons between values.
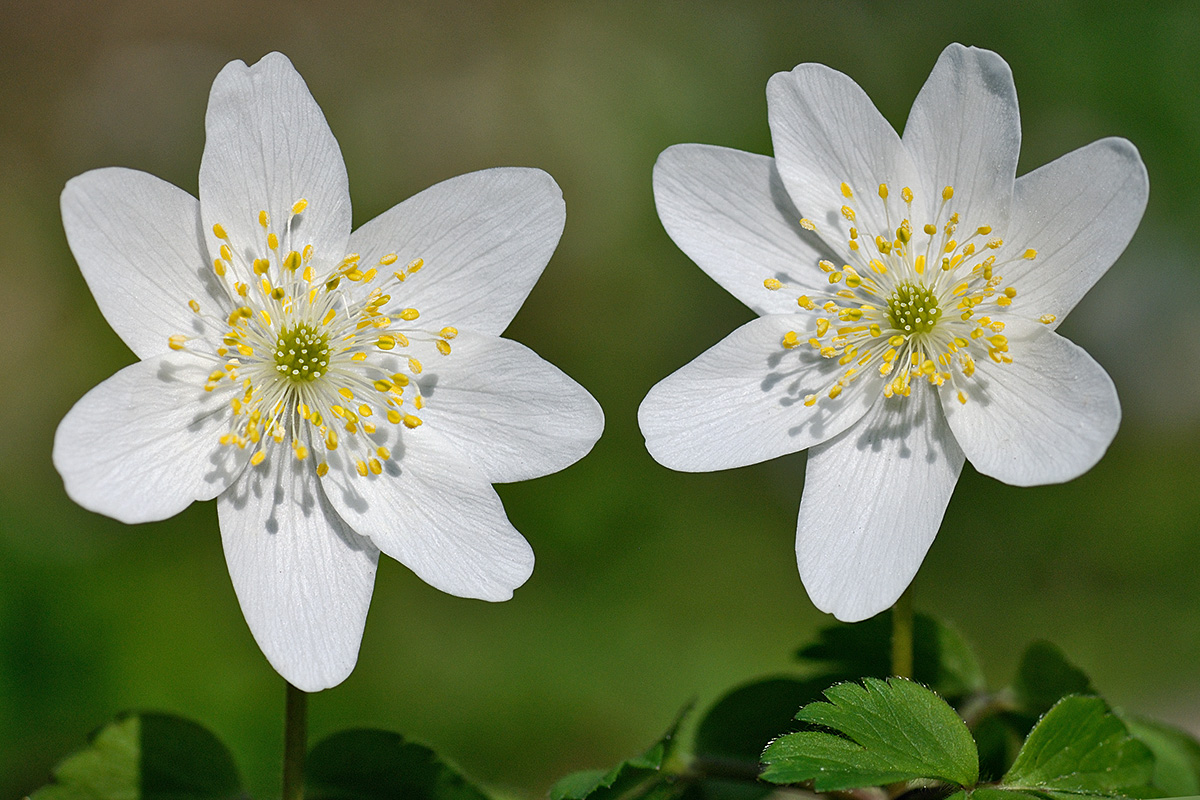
4;0;1199;796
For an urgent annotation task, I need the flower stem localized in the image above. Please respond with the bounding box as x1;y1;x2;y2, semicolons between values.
283;681;308;800
891;586;914;679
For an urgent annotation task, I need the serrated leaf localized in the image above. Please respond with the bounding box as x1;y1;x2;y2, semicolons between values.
549;705;690;800
306;729;491;800
796;612;985;701
1121;715;1200;796
1012;642;1093;718
1003;696;1154;797
30;713;243;800
760;678;978;790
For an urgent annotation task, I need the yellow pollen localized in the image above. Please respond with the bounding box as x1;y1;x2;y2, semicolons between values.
400;308;420;321
841;205;856;222
840;182;853;198
440;327;458;340
942;186;954;201
267;233;279;250
380;253;398;266
436;340;452;356
764;278;783;290
1039;314;1057;324
168;335;188;351
403;414;423;428
923;223;937;235
902;187;913;203
1023;248;1038;259
292;198;308;214
283;250;301;271
878;183;888;200
250;451;266;466
408;357;423;374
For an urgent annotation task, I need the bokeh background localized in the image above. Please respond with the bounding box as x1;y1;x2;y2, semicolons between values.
4;0;1199;795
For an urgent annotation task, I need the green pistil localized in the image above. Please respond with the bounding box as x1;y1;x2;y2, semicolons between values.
274;323;329;383
887;281;941;335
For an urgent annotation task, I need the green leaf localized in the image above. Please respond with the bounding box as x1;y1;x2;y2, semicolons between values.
550;706;690;800
760;677;978;790
1003;696;1154;797
694;677;831;763
1121;715;1200;796
1012;642;1093;718
30;713;243;800
797;612;985;701
306;729;492;800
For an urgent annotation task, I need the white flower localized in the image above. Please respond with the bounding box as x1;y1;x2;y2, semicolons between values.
639;44;1146;622
54;53;603;691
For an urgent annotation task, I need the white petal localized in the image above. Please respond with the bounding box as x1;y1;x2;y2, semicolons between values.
1003;137;1148;325
766;63;923;255
348;168;565;336
902;44;1020;228
652;144;834;314
320;429;534;601
941;320;1120;487
218;443;379;692
53;352;245;524
199;53;351;264
61;168;213;360
415;331;603;483
797;384;965;622
638;315;882;472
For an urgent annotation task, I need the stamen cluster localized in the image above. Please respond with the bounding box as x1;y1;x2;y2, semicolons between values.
770;181;1052;406
168;200;459;477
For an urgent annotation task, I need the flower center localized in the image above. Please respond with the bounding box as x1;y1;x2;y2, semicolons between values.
769;181;1056;406
169;200;459;477
886;281;941;335
274;323;329;383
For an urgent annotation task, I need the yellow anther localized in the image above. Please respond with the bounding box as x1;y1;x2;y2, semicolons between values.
868;324;881;337
800;218;816;230
440;327;458;340
828;384;843;399
436;339;452;356
987;238;1003;249
781;331;800;349
267;232;279;250
252;258;270;275
302;244;313;263
314;462;329;477
944;239;957;254
923;223;937;235
1023;248;1038;260
878;183;888;200
213;259;226;277
764;278;783;290
840;205;856;222
840;182;853;198
888;335;905;347
958;390;967;405
870;259;887;274
376;335;396;350
351;352;367;362
921;359;936;376
391;373;410;387
396;308;419;321
338;387;354;400
1004;287;1017;298
168;335;188;351
403;414;423;429
996;295;1012;307
818;260;835;273
355;459;368;477
374;379;393;392
283;250;301;271
828;272;843;284
270;287;286;301
292;198;308;215
294;444;309;461
325;277;341;291
849;240;860;251
849;227;858;239
816;319;830;337
804;394;817;407
797;295;815;310
378;253;398;266
325;431;339;450
876;236;891;254
414;395;425;410
356;404;371;418
820;346;837;358
914;254;926;276
896;220;912;244
902;187;913;203
405;258;424;274
408;357;423;374
236;282;248;296
258;210;269;228
367;458;382;475
250;450;266;466
942;186;954;201
1039;314;1057;324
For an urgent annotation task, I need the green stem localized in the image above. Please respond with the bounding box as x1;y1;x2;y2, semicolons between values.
891;586;914;679
283;681;308;800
